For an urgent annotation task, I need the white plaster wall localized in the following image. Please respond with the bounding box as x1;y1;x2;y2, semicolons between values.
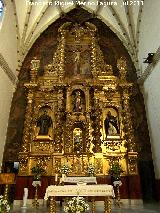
138;0;160;179
138;0;160;73
0;0;17;169
0;67;14;169
0;0;18;73
143;62;160;179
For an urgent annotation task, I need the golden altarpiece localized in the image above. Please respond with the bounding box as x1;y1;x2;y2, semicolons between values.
18;22;138;178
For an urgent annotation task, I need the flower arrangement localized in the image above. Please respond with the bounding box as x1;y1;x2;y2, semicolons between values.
31;165;46;180
108;162;123;181
0;195;10;212
64;197;89;213
59;164;70;175
87;164;95;176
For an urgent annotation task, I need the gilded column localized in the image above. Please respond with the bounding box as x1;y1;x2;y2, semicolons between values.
121;86;136;152
52;28;66;83
90;33;97;77
21;58;40;152
117;57;138;175
91;89;102;152
21;91;34;152
19;59;40;173
117;57;136;152
59;30;66;82
54;87;64;153
89;23;101;79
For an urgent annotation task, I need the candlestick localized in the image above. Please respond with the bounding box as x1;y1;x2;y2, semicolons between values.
62;174;65;182
55;174;58;182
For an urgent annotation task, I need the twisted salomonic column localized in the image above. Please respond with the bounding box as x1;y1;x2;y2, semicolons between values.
19;59;40;174
91;90;102;153
54;88;64;153
52;29;66;83
90;33;97;78
21;58;40;152
121;86;137;152
117;57;137;152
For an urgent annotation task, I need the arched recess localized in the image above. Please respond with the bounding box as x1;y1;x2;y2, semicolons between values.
3;7;156;201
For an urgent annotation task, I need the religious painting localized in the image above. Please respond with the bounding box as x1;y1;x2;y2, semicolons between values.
64;44;92;78
35;106;53;139
102;108;120;140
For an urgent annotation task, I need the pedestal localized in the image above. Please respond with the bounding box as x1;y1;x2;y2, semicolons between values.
32;181;41;208
113;180;122;206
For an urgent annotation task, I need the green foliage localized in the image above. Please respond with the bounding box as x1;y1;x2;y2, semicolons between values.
108;162;123;180
31;165;45;180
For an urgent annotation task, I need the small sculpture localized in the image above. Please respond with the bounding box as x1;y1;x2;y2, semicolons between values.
104;111;120;136
74;91;82;112
37;110;52;135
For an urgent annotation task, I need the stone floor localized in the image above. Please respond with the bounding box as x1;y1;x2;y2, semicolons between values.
11;201;160;213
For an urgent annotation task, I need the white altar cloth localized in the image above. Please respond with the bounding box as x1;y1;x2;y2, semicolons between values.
64;176;97;184
44;184;114;200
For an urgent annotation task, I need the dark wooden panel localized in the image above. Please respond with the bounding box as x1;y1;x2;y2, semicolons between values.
15;175;142;200
155;179;160;201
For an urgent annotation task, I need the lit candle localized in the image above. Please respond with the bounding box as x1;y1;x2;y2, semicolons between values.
55;174;58;182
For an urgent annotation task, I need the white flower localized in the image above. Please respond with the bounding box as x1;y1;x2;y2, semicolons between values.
0;195;10;212
87;164;95;175
64;196;89;213
59;164;70;175
3;200;8;205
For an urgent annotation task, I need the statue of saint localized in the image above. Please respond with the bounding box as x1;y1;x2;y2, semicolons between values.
104;111;120;137
74;91;82;112
74;135;82;153
37;110;52;135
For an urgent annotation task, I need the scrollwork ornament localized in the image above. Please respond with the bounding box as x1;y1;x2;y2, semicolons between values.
128;154;138;174
30;58;40;82
19;155;28;174
117;57;127;81
120;85;137;152
21;91;34;152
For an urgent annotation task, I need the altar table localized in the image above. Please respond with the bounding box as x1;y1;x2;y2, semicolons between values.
44;184;114;213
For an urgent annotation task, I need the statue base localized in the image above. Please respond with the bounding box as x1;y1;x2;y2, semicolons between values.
35;135;52;140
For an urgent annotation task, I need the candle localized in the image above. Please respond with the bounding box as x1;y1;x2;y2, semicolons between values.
55;174;58;182
62;174;65;182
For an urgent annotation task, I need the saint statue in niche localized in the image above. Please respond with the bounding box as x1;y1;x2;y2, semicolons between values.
73;128;83;154
73;91;82;112
37;110;52;135
104;111;120;137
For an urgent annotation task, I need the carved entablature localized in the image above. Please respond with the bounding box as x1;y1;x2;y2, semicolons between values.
19;22;138;177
